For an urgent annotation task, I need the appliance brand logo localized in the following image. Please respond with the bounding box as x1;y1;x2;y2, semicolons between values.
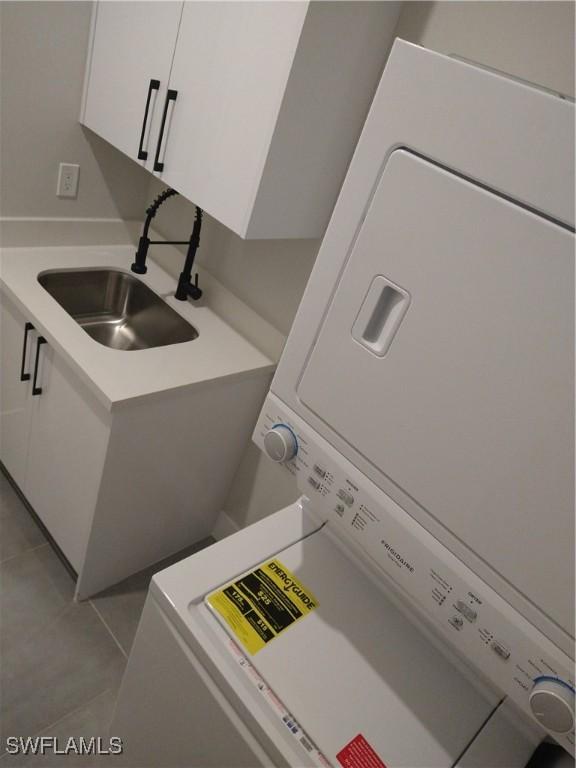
381;539;415;573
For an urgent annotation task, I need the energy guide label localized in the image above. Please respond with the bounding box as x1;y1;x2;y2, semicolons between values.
207;559;319;654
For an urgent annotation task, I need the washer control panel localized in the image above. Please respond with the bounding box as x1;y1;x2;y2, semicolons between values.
254;394;575;753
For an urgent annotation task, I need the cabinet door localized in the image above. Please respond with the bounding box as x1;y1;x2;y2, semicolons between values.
25;343;110;572
297;150;575;637
82;1;183;168
159;1;308;236
0;293;34;488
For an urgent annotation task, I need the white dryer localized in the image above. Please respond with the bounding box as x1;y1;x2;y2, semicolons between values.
111;41;575;767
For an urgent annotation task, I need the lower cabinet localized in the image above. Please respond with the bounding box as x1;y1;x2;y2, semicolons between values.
0;289;270;598
24;345;110;571
0;295;34;488
1;292;110;571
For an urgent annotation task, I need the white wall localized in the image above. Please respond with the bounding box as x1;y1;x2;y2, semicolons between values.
0;1;150;221
145;176;320;531
145;177;320;338
395;1;575;98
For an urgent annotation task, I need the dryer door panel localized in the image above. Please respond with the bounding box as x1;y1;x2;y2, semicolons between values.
297;150;574;636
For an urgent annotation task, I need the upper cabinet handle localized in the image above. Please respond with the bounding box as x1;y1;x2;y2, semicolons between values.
153;89;178;173
20;322;34;381
138;78;160;161
32;337;47;396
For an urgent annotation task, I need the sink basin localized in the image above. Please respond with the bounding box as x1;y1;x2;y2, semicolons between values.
38;268;198;351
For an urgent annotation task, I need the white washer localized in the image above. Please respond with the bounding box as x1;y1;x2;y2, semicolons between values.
111;41;574;767
112;500;542;768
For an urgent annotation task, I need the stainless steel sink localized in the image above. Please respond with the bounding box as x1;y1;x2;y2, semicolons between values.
38;268;199;351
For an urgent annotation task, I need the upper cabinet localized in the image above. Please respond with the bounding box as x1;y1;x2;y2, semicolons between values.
81;1;402;238
81;2;183;170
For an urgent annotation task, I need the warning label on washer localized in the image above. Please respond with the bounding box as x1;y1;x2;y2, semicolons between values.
207;559;319;655
337;735;387;768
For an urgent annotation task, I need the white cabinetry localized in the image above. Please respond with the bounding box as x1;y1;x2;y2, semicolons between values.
0;266;271;600
82;2;183;169
81;1;401;238
0;296;35;488
1;292;110;571
24;345;110;571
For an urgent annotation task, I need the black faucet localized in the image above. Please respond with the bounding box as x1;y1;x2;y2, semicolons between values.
131;188;203;302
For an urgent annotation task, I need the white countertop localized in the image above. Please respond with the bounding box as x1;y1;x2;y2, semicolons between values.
0;245;274;411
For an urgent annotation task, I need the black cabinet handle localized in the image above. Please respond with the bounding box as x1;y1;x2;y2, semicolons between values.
20;322;34;381
153;89;178;172
137;78;160;160
32;337;47;396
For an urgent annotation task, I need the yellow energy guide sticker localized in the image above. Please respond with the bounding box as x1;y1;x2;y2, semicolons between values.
207;559;319;655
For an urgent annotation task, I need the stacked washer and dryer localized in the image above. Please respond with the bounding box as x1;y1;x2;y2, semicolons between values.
111;41;575;768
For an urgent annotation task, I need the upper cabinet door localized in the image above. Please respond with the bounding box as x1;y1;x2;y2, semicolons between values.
81;2;183;169
159;1;401;238
158;1;308;237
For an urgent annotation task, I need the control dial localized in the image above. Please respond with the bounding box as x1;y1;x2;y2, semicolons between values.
263;425;298;463
529;677;575;734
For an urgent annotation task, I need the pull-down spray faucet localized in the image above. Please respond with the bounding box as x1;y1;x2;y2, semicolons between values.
131;188;203;301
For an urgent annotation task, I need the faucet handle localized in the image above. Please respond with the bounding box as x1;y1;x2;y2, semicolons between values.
188;273;202;301
175;271;202;302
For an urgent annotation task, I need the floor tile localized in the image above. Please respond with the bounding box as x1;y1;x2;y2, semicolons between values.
0;476;46;564
90;537;215;655
0;689;119;767
0;466;214;764
0;603;125;747
0;544;74;655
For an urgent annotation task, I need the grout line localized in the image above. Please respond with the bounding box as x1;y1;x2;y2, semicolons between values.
89;600;128;660
1;686;117;753
40;688;116;735
0;541;49;567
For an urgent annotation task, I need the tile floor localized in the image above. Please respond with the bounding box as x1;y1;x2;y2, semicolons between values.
0;467;213;766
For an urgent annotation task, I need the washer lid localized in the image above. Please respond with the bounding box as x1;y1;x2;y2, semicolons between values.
206;525;499;768
295;149;574;639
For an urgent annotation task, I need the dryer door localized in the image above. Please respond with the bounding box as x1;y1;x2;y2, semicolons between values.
296;149;574;638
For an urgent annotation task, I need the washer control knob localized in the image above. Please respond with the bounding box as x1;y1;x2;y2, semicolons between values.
529;678;575;734
263;425;298;463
